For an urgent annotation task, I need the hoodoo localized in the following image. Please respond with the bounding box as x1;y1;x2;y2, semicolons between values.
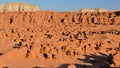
0;2;120;68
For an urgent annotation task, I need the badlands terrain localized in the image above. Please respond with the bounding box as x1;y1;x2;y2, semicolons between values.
0;2;120;68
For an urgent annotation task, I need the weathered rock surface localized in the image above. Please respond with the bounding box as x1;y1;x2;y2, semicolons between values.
67;64;76;68
80;8;107;12
0;2;39;12
0;10;120;68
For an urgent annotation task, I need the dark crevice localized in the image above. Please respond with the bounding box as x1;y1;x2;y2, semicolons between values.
72;17;75;22
10;16;13;24
32;66;41;68
43;53;48;59
26;50;30;58
0;53;4;56
52;54;55;59
61;19;64;22
91;18;94;23
115;11;120;16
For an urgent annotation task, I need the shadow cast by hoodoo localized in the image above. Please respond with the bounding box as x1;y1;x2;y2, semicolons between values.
59;53;117;68
77;53;116;68
59;63;92;68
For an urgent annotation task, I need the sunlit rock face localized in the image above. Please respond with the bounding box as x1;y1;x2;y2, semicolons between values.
0;2;39;12
80;8;107;12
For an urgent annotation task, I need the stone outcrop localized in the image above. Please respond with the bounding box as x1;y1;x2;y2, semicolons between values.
0;2;39;12
67;64;76;68
0;10;120;68
80;8;107;12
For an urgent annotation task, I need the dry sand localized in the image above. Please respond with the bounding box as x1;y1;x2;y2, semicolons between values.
0;10;120;68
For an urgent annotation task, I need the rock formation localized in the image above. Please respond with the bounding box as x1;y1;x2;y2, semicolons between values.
0;2;39;12
0;6;120;68
80;8;107;12
67;64;76;68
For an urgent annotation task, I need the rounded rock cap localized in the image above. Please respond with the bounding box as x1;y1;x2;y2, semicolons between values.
67;64;76;68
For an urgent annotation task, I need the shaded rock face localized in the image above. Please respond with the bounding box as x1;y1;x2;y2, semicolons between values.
0;2;39;12
0;10;120;68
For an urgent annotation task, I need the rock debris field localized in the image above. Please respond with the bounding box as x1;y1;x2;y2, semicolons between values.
0;2;120;68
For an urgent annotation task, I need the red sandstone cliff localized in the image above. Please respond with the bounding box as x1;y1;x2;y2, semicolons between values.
0;10;120;68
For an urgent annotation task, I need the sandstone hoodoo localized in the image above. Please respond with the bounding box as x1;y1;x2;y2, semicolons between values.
0;2;39;12
0;2;120;68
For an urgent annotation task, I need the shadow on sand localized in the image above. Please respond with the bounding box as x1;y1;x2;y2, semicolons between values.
59;52;117;68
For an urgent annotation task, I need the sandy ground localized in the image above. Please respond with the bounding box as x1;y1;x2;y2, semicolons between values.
0;11;120;68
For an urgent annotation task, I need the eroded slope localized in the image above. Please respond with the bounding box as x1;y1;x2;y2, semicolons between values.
0;10;120;68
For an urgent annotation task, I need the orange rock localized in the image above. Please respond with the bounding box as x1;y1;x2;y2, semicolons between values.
67;64;76;68
0;10;120;68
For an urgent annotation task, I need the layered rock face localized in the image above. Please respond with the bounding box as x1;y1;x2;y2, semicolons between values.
80;8;107;12
0;10;120;68
0;2;39;12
